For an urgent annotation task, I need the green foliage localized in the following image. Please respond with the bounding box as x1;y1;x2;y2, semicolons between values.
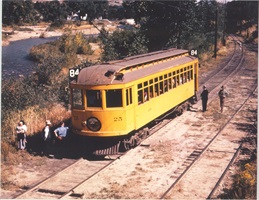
226;1;258;34
2;0;41;25
2;71;63;118
124;1;201;50
99;28;148;62
34;1;69;23
2;78;38;112
99;1;220;58
36;58;65;86
122;0;257;53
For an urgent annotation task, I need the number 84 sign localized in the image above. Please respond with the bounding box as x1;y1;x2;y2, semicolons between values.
69;68;81;81
190;49;198;57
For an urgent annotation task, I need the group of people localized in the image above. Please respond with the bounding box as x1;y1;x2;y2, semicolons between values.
200;85;228;113
16;120;69;156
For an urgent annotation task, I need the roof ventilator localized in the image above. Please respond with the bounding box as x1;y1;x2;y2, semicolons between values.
115;72;124;81
105;69;116;78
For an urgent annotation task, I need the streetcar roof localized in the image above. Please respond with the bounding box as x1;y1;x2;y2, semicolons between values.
76;48;197;85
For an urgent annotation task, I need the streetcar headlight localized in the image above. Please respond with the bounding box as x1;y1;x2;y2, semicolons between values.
86;117;101;131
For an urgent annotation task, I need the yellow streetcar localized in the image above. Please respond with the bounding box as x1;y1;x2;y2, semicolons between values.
69;48;198;155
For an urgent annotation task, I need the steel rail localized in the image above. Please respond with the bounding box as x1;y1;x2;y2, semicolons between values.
160;38;250;199
161;82;257;199
199;34;239;87
13;158;83;199
59;155;122;199
207;85;258;199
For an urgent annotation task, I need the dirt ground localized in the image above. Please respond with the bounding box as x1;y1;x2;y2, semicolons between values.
1;27;257;199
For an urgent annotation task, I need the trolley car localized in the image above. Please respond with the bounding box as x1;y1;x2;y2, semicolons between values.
69;48;198;155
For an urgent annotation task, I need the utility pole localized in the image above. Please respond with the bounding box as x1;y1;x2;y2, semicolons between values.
213;5;218;58
222;0;226;46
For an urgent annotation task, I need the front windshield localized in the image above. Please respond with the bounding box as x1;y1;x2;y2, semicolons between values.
106;89;122;108
86;90;102;107
72;88;84;109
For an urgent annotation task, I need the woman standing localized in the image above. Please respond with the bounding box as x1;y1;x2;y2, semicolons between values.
16;120;27;150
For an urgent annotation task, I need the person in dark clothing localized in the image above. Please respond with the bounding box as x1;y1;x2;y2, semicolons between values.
200;86;209;112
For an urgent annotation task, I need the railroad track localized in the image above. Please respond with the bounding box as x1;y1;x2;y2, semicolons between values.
158;37;256;199
197;35;244;98
14;158;116;199
160;85;257;199
13;35;256;199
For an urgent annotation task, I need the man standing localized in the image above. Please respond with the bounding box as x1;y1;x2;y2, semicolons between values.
54;121;69;158
200;86;209;112
54;121;69;140
218;85;228;113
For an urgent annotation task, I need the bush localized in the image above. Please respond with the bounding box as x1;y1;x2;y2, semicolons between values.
217;161;256;199
58;31;93;55
29;43;64;63
2;78;39;112
29;32;94;66
49;19;66;31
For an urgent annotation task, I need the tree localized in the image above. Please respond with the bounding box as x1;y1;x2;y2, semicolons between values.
2;0;40;25
99;28;148;62
225;1;258;35
122;0;232;55
34;1;68;22
124;1;199;51
63;0;109;21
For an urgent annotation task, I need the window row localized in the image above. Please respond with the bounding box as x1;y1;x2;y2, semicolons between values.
138;66;194;104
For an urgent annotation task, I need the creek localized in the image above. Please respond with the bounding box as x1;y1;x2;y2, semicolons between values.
2;36;59;80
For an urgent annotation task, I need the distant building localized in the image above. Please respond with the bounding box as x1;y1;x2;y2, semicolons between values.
125;19;135;25
67;11;80;21
81;14;87;21
67;11;87;21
